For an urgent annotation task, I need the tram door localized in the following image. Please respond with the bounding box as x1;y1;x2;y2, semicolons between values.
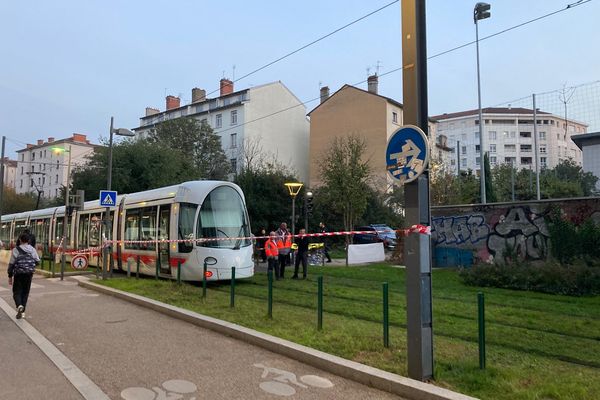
158;206;171;274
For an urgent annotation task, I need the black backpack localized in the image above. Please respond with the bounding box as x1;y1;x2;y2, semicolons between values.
13;246;37;274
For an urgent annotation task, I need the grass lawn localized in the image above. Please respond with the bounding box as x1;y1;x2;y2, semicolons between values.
96;264;600;400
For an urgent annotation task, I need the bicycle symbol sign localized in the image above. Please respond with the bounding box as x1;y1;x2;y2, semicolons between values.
385;125;429;184
254;363;334;396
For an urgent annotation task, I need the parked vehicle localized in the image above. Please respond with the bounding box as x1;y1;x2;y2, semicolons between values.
352;224;397;250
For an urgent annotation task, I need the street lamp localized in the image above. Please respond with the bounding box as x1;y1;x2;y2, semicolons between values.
51;145;72;281
284;182;303;241
474;2;491;204
103;116;135;279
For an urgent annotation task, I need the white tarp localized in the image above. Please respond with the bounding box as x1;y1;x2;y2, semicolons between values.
347;243;385;265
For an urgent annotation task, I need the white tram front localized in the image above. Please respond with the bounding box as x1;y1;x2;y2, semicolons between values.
0;181;254;281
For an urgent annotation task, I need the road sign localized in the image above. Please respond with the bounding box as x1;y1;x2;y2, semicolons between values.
99;190;117;207
386;125;429;184
71;254;88;270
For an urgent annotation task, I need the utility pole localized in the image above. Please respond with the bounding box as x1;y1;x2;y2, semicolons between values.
0;136;5;224
533;94;541;200
401;0;433;381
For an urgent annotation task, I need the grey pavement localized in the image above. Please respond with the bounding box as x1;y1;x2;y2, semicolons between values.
0;262;404;400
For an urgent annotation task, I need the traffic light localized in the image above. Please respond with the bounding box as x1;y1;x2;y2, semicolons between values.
306;192;314;216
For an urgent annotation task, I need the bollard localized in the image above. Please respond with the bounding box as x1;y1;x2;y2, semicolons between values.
60;253;65;281
136;255;140;279
202;262;207;299
383;282;389;348
51;254;55;278
126;258;131;278
230;267;236;308
478;292;486;369
177;260;181;284
317;276;323;330
267;270;273;318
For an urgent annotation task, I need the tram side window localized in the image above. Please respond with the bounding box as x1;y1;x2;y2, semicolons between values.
78;215;90;249
15;221;28;242
89;214;102;247
0;223;10;244
55;219;64;243
139;207;157;251
125;210;141;250
178;203;197;253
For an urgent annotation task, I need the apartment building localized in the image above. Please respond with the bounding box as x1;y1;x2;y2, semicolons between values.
308;75;442;188
1;158;17;190
432;107;586;174
133;79;309;182
572;131;600;190
15;134;99;199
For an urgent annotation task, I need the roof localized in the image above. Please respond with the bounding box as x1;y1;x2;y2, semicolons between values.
16;137;100;153
431;107;551;121
307;84;403;116
571;131;600;150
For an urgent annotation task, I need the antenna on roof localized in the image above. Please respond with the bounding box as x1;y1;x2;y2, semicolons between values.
376;60;382;75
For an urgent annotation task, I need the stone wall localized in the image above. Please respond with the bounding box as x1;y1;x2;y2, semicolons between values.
430;197;600;267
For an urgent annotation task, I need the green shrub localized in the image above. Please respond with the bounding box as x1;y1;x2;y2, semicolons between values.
459;261;600;296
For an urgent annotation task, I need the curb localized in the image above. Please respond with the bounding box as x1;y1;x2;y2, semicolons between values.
75;277;478;400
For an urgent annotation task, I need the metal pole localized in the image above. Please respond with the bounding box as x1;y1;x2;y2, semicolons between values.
317;276;323;330
61;145;71;282
511;162;515;202
291;196;296;265
230;266;236;308
402;0;434;381
456;140;461;177
478;292;486;369
476;19;486;204
102;117;114;280
0;136;5;224
533;94;541;200
383;282;389;348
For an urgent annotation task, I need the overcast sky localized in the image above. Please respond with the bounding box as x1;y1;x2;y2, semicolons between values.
1;0;598;158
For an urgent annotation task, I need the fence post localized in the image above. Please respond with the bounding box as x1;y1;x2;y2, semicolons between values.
136;255;140;279
317;276;323;330
478;292;486;369
202;262;207;299
177;260;181;284
267;269;273;318
383;282;389;348
230;266;236;308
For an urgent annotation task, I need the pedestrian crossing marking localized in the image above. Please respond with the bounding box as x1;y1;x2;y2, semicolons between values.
102;194;114;205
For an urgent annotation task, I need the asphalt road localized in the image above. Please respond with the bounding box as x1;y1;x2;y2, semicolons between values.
0;262;403;400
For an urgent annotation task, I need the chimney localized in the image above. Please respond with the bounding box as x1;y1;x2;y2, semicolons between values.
145;107;160;116
72;133;87;143
320;86;330;104
37;139;44;146
166;95;180;110
367;74;378;94
47;137;55;143
220;79;234;96
192;88;206;103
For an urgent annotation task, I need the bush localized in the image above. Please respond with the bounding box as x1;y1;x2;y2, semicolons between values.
459;261;600;296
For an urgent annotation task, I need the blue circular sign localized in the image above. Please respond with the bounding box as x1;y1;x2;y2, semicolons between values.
386;125;429;184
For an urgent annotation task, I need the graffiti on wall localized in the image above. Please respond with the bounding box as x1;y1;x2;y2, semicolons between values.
487;207;549;260
431;214;490;246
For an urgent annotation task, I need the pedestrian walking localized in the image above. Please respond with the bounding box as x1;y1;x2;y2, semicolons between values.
319;222;332;263
276;222;292;278
292;228;310;279
7;233;40;319
22;228;36;248
264;231;280;280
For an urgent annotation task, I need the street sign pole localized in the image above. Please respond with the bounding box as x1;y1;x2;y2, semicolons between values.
401;0;434;381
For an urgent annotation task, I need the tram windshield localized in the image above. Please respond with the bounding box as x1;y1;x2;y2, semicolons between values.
196;186;251;249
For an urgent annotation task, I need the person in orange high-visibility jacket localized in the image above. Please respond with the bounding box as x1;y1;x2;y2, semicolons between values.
276;223;292;279
264;231;280;279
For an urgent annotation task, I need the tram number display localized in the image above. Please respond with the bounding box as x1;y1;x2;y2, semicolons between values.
71;254;89;270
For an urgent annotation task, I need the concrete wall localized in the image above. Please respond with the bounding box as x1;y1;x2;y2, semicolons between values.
431;197;600;267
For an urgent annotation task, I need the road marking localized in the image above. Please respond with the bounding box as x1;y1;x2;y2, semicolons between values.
121;379;198;400
0;296;110;400
30;282;44;289
0;286;8;292
254;363;334;397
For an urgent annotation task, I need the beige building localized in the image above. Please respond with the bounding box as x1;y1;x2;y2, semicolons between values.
2;158;17;190
16;134;100;199
308;75;441;188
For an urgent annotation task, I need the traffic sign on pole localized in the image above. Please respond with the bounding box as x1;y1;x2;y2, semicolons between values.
99;190;117;207
386;125;429;184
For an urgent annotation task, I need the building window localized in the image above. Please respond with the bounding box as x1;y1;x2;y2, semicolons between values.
230;133;237;148
32;153;35;161
557;133;560;140
450;159;456;166
216;114;222;128
505;157;516;164
55;175;58;184
541;157;547;167
520;144;532;153
20;180;22;188
519;131;531;138
490;156;497;165
504;144;516;152
231;110;238;125
521;157;532;165
21;154;24;161
475;145;480;153
461;145;467;154
230;158;237;171
20;166;23;174
540;145;546;154
489;131;497;140
392;112;398;123
489;144;496;153
539;131;546;140
461;159;467;167
476;157;481;166
30;179;34;186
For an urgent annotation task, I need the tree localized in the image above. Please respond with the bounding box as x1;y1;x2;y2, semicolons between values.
1;187;37;214
147;117;230;179
319;135;371;244
484;152;497;202
72;139;201;200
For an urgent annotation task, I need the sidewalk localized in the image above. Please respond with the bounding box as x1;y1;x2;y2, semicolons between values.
0;262;404;400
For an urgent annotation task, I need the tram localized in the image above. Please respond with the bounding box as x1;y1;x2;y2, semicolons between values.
0;181;254;281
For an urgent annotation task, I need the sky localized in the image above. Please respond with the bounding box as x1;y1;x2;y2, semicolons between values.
1;0;599;158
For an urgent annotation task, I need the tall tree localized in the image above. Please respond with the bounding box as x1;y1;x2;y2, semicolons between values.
484;152;497;202
1;187;37;214
319;135;371;243
148;117;230;179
